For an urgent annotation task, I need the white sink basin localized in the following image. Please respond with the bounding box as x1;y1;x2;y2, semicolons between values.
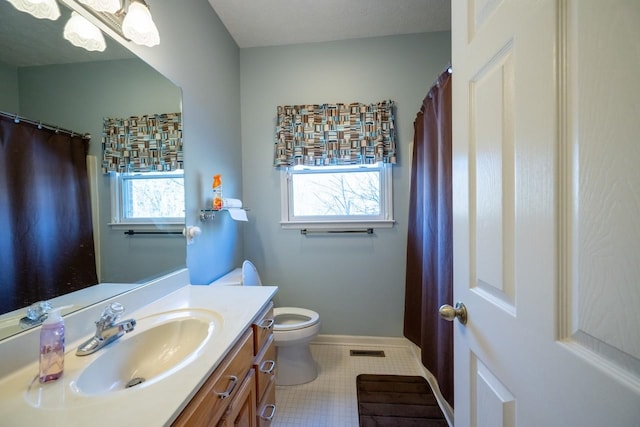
72;309;220;395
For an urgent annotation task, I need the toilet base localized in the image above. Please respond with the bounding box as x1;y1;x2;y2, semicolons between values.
275;343;318;386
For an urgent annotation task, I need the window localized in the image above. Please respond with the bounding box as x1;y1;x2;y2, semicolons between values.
280;163;394;230
110;171;184;228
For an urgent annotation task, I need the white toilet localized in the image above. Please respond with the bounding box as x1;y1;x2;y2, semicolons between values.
242;260;321;386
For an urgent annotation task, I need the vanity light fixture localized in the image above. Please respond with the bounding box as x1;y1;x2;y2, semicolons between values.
7;0;160;49
77;0;121;14
63;11;106;52
6;0;60;20
121;0;159;47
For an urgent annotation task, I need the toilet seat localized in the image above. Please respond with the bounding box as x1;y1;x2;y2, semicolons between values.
273;307;320;331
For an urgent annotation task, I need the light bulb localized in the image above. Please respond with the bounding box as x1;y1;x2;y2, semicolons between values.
122;1;160;47
63;11;106;52
6;0;61;20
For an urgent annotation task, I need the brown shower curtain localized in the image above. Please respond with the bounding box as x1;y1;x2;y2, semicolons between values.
0;115;98;314
404;67;453;407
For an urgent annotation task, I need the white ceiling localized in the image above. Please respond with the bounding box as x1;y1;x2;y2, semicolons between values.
208;0;451;48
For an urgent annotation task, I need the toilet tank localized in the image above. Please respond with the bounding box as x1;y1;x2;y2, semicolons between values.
209;268;242;286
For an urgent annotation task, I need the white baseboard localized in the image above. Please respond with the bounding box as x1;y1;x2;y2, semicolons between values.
311;334;454;427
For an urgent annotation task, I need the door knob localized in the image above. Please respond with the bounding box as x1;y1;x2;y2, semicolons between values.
439;302;467;325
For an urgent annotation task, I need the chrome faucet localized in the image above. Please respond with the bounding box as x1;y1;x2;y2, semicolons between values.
76;302;136;356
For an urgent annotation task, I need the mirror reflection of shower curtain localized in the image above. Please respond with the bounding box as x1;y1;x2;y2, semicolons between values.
0;115;98;314
403;67;453;407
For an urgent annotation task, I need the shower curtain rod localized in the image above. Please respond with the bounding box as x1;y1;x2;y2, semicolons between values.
0;110;91;139
426;64;452;99
430;63;452;87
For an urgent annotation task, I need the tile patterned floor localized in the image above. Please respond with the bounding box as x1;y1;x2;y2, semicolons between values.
272;342;427;427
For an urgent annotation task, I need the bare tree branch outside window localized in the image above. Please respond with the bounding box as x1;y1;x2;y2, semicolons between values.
292;171;380;216
125;175;185;218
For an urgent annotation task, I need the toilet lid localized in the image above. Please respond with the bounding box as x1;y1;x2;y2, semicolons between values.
273;307;320;331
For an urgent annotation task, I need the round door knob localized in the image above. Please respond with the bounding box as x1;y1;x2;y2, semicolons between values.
439;302;467;325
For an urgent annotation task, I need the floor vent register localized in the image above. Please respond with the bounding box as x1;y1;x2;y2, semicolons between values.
350;350;386;357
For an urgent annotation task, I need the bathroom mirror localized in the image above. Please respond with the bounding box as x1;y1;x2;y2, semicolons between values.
0;1;186;339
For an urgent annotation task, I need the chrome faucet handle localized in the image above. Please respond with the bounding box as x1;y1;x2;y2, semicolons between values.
26;301;53;321
96;302;125;328
19;301;53;328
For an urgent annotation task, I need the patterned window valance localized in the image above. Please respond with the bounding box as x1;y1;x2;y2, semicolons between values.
101;112;183;173
274;100;396;167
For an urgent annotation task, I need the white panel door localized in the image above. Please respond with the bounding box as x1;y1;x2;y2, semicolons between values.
451;0;640;425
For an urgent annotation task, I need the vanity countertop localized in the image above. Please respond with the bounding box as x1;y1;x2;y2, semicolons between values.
0;284;278;426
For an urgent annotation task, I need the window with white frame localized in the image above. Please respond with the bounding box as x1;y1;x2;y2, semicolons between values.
280;163;394;230
110;170;184;226
101;113;184;229
274;101;397;230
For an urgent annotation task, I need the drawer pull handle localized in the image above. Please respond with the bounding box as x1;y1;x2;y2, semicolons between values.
259;318;274;330
259;360;276;374
259;404;277;421
214;375;238;399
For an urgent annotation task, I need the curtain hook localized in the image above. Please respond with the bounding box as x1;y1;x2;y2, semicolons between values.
13;114;19;124
37;121;43;129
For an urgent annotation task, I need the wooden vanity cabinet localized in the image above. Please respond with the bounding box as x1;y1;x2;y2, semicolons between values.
172;301;277;427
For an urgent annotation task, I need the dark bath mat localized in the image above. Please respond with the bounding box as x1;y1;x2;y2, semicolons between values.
356;374;448;426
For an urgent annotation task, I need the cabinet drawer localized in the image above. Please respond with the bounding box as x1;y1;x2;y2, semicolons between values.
252;302;274;355
253;335;275;402
173;329;254;427
257;379;276;427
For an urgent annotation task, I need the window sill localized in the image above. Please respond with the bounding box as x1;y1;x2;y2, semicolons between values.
280;220;395;231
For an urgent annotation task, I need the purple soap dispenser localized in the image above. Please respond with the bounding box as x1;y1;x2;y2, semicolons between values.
39;308;65;383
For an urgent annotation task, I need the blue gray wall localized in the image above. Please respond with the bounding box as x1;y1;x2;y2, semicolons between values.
239;32;451;336
0;61;19;112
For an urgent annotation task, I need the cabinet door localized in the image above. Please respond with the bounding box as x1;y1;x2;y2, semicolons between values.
218;370;257;427
173;330;254;427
